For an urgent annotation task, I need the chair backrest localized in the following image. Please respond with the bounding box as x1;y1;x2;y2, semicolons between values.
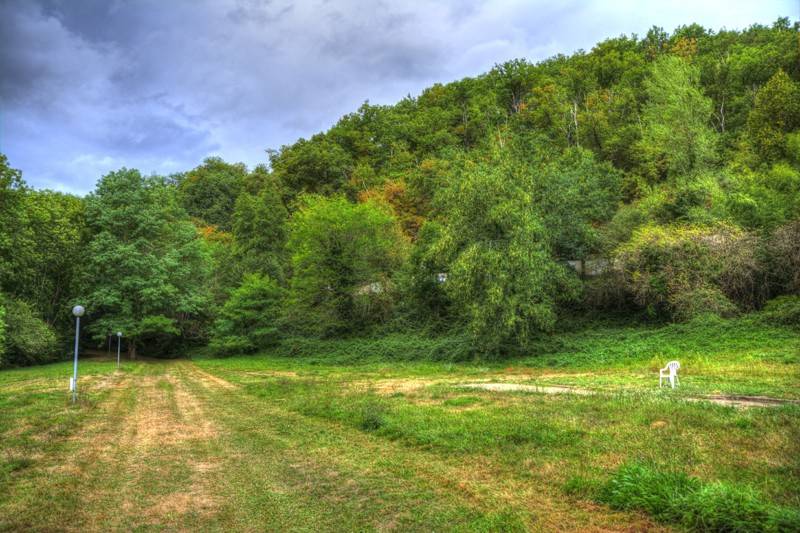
667;361;680;372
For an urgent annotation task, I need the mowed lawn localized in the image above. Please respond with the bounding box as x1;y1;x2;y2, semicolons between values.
1;319;798;531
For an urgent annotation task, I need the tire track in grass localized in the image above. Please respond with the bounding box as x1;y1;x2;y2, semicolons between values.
0;365;139;531
73;362;229;531
181;362;664;532
4;362;229;531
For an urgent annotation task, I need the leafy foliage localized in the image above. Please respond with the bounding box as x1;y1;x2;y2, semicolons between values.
232;181;288;283
429;158;579;352
83;169;211;357
639;56;716;180
0;298;59;367
286;196;407;336
615;224;764;319
210;274;284;355
177;157;246;231
2;19;800;361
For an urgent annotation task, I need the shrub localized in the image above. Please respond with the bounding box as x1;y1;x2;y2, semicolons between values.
766;220;800;295
599;463;699;523
670;287;739;322
681;482;770;532
760;296;800;327
1;298;59;367
615;224;764;319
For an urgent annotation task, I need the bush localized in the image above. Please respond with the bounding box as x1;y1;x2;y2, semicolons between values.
615;224;764;320
1;299;59;367
681;483;770;532
599;463;800;533
670;287;739;322
760;296;800;327
766;220;800;294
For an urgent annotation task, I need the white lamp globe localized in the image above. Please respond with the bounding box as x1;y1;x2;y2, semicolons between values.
72;305;85;317
117;331;122;337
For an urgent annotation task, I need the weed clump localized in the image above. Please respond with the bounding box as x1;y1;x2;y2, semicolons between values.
357;398;387;432
598;463;800;532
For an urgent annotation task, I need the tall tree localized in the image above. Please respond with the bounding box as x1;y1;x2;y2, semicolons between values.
430;159;579;353
83;169;211;358
286;196;406;336
639;55;716;179
0;155;26;296
12;191;85;327
746;70;800;165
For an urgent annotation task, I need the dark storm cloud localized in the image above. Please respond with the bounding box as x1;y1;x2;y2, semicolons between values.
0;0;795;193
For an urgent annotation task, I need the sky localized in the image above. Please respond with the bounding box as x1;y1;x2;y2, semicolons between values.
1;0;797;194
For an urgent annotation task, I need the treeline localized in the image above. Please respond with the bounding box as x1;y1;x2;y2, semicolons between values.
1;19;799;365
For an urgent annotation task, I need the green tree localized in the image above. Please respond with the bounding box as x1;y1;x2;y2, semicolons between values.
209;274;284;355
11;191;85;327
83;169;211;358
746;70;800;165
0;155;26;295
232;180;288;283
269;136;353;199
177;157;246;230
640;55;716;179
430;160;579;353
530;147;622;258
286;196;406;336
1;297;59;367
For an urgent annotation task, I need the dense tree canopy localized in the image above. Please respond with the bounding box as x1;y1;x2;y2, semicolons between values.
0;19;798;365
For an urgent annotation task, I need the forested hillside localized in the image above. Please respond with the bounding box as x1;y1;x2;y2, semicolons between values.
1;19;799;364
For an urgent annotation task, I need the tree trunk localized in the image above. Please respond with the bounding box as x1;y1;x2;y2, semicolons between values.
128;341;137;360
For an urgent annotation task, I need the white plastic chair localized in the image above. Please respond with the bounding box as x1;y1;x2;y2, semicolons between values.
659;361;680;388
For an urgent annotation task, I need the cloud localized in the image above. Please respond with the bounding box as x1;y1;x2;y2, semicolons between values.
0;0;796;194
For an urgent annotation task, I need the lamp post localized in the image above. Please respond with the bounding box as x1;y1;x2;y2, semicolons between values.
70;305;85;403
116;331;122;368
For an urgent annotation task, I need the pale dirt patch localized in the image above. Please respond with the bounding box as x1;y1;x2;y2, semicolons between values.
355;378;435;395
461;382;799;408
242;370;299;378
186;367;238;390
461;382;596;395
687;394;800;408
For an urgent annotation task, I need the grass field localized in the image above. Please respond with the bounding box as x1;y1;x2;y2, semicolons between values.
1;317;798;531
